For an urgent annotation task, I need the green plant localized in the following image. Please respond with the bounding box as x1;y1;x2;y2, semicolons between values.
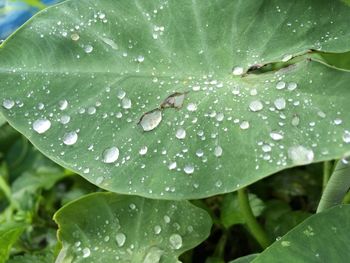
1;0;350;262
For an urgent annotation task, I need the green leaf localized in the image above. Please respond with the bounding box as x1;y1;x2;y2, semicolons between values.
7;252;55;263
221;193;264;228
0;222;27;263
2;0;350;199
252;205;350;262
54;192;212;262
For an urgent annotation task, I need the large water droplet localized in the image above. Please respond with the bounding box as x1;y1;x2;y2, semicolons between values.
33;119;51;134
139;110;162;132
102;147;119;163
169;234;183;250
116;233;126;247
249;100;263;112
2;99;14;109
176;128;186;139
288;145;314;165
63;131;78;145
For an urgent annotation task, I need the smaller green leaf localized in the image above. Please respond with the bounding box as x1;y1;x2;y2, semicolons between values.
54;192;212;263
0;222;27;263
252;205;350;262
221;193;264;228
7;252;54;263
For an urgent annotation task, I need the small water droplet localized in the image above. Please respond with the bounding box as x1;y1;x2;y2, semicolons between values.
63;131;78;145
137;55;145;63
214;146;223;157
116;233;126;247
281;241;291;247
262;144;271;152
334;118;342;125
168;162;177;170
291;115;300;126
276;81;286;90
184;165;194;174
343;130;350;143
176;128;186;139
82;248;91;258
287;82;298;91
33;119;51;134
232;66;244;76
58;99;68;110
71;33;79;41
139;110;162;131
102;147;119;163
240;121;250;130
101;37;118;50
187;103;197;112
274;98;286;110
154;225;162;234
139;146;148;155
169;234;183;250
270;131;284;141
84;45;93;53
249;100;263;112
122;98;132;109
2;99;15;109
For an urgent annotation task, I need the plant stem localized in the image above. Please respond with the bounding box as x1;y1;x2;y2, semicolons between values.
322;161;332;191
317;159;350;213
237;188;270;249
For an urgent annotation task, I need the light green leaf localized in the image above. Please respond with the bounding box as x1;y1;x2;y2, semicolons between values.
252;205;350;263
229;254;259;263
221;193;264;228
0;222;27;263
54;192;212;263
1;0;350;199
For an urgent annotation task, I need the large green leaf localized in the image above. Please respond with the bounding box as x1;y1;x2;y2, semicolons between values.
54;192;212;262
1;0;350;199
252;205;350;262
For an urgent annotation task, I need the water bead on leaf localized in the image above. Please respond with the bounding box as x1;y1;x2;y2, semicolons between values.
102;147;119;163
33;119;51;134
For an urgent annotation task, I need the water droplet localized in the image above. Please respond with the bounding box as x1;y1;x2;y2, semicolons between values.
249;100;263;112
33;119;51;134
84;45;93;53
102;147;119;163
240;121;250;130
274;98;286;110
232;66;244;76
154;225;162;235
282;54;292;62
117;90;126;99
139;146;148;155
214;146;223;157
343;130;350;143
143;247;163;263
281;241;291;247
176;128;186;139
63;131;78;145
334;118;342;125
262;144;271;152
270;131;284;141
287;82;298;91
122;98;132;109
2;99;14;109
276;81;286;90
288;145;314;165
291;115;300;126
101;37;118;50
139;110;162;131
196;149;204;157
169;234;183;250
187;103;197;112
168;162;177;170
116;233;126;247
58;99;68;110
71;33;79;41
82;248;91;258
184;165;194;174
137;55;145;63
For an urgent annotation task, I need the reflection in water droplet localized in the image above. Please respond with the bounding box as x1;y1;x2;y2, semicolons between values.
232;66;244;76
33;119;51;134
176;128;186;139
139;110;162;132
116;233;126;247
249;100;263;112
2;99;14;109
63;131;78;145
169;234;183;250
288;145;314;165
102;147;119;163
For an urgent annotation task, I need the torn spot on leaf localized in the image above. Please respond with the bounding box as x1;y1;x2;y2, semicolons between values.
161;92;187;109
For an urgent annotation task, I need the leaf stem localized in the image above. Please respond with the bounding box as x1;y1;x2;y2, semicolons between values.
322;161;332;191
237;188;270;249
317;159;350;213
